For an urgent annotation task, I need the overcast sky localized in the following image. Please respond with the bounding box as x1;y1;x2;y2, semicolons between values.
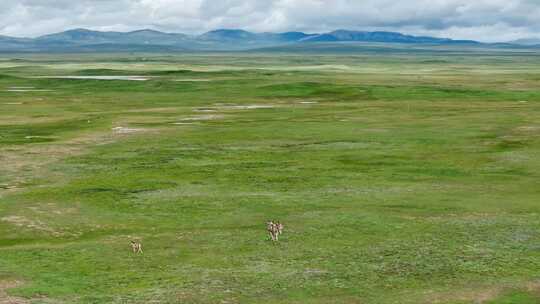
1;0;540;42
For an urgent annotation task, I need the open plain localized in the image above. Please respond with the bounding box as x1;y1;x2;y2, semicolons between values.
1;51;540;303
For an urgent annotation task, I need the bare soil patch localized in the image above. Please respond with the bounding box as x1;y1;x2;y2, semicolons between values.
179;114;225;122
5;87;53;92
425;280;540;304
112;126;145;134
174;79;212;82
193;108;217;113
171;122;196;125
0;281;28;304
219;104;276;110
425;287;501;304
0;215;74;237
33;76;150;81
0;124;153;198
515;125;540;133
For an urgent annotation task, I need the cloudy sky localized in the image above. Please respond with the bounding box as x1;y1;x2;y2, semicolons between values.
1;0;540;42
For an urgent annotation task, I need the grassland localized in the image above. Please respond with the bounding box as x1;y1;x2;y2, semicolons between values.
0;51;540;303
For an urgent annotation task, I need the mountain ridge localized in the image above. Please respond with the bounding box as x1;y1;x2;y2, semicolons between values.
510;38;540;46
0;28;526;52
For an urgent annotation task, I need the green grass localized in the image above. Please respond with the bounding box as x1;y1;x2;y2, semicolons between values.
0;52;539;303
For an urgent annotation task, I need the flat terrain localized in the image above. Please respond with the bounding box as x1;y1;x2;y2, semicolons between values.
0;52;539;303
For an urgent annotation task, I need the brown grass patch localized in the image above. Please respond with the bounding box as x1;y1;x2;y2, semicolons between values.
424;286;501;304
0;215;72;237
0;124;154;197
424;280;540;304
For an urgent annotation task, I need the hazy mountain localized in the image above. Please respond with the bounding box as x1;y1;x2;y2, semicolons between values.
0;35;32;46
250;41;536;55
277;31;318;41
199;29;317;42
511;38;540;46
0;35;31;43
36;28;119;44
199;29;259;42
0;28;511;53
0;35;36;51
36;28;191;46
301;30;478;44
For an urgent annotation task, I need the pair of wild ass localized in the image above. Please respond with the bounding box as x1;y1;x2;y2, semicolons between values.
130;220;285;253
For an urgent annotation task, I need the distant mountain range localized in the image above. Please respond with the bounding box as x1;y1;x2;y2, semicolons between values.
0;28;534;53
510;38;540;46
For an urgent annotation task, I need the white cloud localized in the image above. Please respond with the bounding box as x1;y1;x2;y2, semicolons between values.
1;0;540;42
